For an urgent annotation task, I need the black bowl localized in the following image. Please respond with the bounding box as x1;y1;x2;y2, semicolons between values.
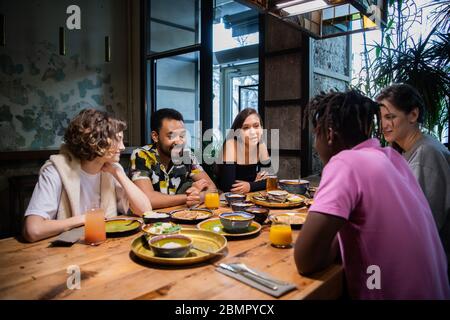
224;192;246;206
245;206;270;224
142;211;171;224
230;201;254;212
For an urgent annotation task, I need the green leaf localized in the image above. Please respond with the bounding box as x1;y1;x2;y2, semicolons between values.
376;46;381;59
387;18;394;30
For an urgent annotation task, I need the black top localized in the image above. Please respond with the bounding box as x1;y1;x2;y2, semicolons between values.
217;161;271;192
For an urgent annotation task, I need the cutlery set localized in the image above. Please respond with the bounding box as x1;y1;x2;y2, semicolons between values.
219;263;289;291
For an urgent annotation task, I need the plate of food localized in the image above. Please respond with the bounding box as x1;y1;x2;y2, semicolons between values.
131;228;227;266
197;217;262;237
269;212;308;229
141;222;182;236
170;208;213;224
105;218;142;236
249;191;307;208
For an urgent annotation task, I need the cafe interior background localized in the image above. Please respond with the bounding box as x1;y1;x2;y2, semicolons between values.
0;0;443;239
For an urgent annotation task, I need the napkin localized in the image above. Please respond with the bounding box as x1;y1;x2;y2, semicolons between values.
216;263;297;297
50;226;84;246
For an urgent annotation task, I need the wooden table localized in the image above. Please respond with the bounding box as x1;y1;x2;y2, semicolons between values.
0;203;343;300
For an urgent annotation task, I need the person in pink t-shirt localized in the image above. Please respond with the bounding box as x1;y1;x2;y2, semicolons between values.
294;90;450;299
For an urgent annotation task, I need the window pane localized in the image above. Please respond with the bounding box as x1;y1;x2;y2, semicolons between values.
212;0;259;136
149;0;200;54
155;52;200;150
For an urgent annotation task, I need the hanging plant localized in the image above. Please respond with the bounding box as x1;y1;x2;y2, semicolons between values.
354;0;449;143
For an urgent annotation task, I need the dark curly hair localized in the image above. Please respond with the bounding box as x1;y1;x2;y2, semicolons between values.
64;109;127;161
151;108;184;133
305;90;381;148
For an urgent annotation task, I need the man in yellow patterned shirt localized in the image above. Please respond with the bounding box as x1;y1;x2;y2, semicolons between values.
130;109;216;209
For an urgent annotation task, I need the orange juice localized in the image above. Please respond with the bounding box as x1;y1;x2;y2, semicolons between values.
84;208;106;245
269;223;292;248
204;191;220;209
266;176;278;191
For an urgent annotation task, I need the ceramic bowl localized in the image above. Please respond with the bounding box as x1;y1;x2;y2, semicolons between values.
142;211;171;224
278;179;310;195
230;201;254;212
224;193;246;206
245;206;269;224
219;212;254;233
148;234;193;258
266;190;289;202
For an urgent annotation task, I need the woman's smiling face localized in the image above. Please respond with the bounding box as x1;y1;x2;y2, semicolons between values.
380;99;419;144
240;113;262;146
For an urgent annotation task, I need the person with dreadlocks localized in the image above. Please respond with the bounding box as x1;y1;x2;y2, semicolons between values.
294;90;449;299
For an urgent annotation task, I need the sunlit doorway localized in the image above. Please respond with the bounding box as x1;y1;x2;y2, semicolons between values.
212;0;260;139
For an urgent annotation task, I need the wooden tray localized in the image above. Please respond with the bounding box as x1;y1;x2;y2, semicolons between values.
131;228;227;266
248;193;306;208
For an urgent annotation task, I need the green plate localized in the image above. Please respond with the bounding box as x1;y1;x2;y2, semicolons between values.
131;228;227;266
105;218;142;235
196;218;261;237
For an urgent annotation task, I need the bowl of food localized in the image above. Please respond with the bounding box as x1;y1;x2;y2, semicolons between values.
170;208;213;224
269;212;307;229
142;211;171;224
219;212;254;233
279;179;310;195
224;193;246;206
148;234;193;258
245;206;269;224
287;194;306;205
230;201;254;212
266;190;289;203
142;222;181;236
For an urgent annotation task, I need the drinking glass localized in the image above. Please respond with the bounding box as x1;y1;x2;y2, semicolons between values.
204;190;220;210
269;220;292;248
266;175;278;191
84;207;106;245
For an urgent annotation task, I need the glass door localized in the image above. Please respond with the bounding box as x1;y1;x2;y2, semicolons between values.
222;63;259;132
144;0;203;150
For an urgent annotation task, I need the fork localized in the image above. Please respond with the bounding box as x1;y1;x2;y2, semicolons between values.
230;263;291;286
219;263;278;291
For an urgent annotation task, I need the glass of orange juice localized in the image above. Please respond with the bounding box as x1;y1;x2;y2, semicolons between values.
266;175;278;191
269;220;292;248
84;207;106;245
204;189;220;210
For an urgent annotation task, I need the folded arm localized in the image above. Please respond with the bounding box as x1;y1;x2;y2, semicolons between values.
133;178;187;210
23;214;85;243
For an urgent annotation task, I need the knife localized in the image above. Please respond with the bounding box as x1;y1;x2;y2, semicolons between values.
219;263;278;291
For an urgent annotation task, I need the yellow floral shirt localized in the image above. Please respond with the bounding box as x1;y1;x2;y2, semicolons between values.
129;143;203;194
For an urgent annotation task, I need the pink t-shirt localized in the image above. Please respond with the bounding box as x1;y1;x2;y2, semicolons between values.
310;138;450;299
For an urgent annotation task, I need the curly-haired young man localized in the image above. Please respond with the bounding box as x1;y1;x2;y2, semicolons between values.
23;109;151;242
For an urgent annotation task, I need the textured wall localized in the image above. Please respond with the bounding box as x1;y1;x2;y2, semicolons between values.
310;36;351;174
265;105;301;150
0;0;129;151
313;37;349;76
0;0;131;238
263;15;304;179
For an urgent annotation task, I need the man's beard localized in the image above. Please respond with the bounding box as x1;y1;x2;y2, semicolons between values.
159;143;183;160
